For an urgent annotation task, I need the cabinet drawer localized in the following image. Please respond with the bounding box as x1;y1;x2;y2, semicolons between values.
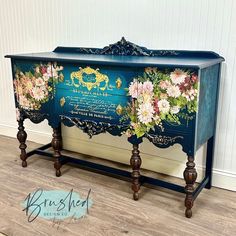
55;88;129;125
55;63;138;96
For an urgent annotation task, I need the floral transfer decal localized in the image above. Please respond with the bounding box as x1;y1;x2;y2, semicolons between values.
124;67;198;138
14;62;64;111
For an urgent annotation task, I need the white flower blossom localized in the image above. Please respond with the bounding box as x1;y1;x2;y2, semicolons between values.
32;87;45;101
170;69;187;85
157;99;170;113
35;77;45;87
137;102;154;124
170;106;180;114
167;85;181;98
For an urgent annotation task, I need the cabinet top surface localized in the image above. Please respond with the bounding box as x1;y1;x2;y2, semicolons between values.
5;38;224;69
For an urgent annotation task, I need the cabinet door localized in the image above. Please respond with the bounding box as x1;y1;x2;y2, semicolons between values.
12;60;55;115
126;67;199;139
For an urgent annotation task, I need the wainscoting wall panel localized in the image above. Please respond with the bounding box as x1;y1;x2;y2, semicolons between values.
0;0;236;190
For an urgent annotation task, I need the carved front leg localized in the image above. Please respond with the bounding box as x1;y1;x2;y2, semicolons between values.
17;119;27;167
52;127;62;177
130;144;142;200
184;156;197;218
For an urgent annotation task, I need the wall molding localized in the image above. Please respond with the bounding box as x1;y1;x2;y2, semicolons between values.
1;123;235;191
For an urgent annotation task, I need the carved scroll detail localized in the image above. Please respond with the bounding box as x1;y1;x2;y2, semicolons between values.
73;37;179;57
60;116;126;138
22;110;49;124
145;133;184;146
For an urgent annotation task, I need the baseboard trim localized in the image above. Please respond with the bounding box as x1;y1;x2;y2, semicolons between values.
0;123;51;144
1;123;235;191
211;168;236;191
62;136;236;192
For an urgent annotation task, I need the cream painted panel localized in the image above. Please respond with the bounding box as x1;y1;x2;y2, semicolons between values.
62;125;206;181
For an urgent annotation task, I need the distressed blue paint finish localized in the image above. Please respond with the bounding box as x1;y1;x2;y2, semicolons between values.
6;38;224;156
6;52;223;69
195;64;220;150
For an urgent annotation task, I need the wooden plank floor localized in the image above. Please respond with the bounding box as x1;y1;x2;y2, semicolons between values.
0;135;235;236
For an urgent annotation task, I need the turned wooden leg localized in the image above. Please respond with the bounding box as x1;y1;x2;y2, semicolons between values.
52;126;62;177
17;119;27;167
184;156;197;218
130;144;142;200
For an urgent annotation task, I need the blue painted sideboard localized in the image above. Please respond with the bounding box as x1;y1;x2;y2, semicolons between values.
5;38;224;218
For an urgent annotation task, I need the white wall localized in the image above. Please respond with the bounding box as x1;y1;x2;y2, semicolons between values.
0;0;236;190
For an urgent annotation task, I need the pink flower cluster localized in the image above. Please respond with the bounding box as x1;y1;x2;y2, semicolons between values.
14;63;63;110
129;80;154;98
129;80;155;124
158;69;198;104
128;68;198;128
